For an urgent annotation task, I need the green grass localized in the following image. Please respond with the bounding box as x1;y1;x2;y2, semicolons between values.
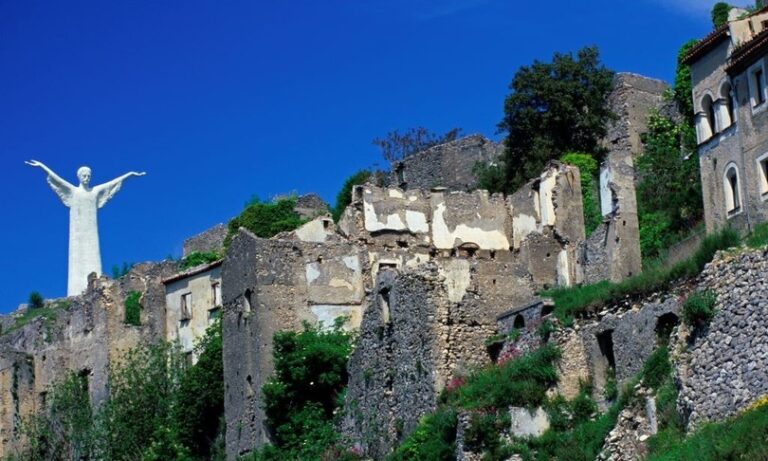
647;404;768;461
747;221;768;248
544;227;740;323
387;408;458;461
3;300;69;337
443;344;561;410
681;290;716;328
641;346;672;391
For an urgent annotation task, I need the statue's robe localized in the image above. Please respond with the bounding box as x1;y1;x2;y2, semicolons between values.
47;175;124;296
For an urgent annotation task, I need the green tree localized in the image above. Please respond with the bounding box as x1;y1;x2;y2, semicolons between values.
332;170;371;222
712;3;733;28
373;127;462;163
172;320;224;459
496;46;615;192
636;112;702;258
98;342;187;459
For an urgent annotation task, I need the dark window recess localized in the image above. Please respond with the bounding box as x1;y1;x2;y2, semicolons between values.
756;69;766;105
655;313;680;342
596;330;616;370
513;314;525;329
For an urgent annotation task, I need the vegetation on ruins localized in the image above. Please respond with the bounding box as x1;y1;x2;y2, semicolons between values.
681;290;717;328
224;196;307;247
247;320;355;461
178;251;222;270
441;344;561;410
27;291;44;310
373;127;463;163
711;3;733;28
333;170;372;222
634;38;703;260
111;262;134;279
15;321;224;461
543;227;740;324
647;400;768;460
484;46;615;192
124;290;143;326
636;112;702;259
559;153;601;235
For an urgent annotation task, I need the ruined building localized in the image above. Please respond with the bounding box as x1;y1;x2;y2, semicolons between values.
0;73;681;460
684;6;768;233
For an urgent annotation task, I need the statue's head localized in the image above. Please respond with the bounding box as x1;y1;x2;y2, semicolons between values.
77;166;92;187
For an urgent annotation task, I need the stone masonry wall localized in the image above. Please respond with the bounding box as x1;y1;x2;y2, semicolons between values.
678;247;768;428
342;268;447;458
183;223;228;257
389;134;502;192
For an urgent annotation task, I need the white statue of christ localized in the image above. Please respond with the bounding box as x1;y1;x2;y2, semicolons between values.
26;160;146;296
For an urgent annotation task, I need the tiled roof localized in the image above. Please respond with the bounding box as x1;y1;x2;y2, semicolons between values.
727;27;768;74
681;25;729;66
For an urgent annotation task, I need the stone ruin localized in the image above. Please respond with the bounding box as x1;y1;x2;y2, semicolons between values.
221;159;651;458
0;73;686;460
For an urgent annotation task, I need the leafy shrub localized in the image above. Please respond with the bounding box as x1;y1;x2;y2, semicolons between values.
17;371;94;459
681;290;717;328
603;367;618;401
172;320;224;459
388;408;457;461
445;344;560;410
537;318;555;341
711;2;733;28
253;320;353;459
332;170;371;222
462;410;513;460
641;346;672;391
178;251;221;270
28;291;44;310
124;291;142;326
560;153;601;235
224;197;307;247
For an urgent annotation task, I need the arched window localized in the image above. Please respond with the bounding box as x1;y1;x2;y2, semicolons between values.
513;314;525;329
703;94;717;134
719;81;735;129
724;164;742;215
697;95;715;142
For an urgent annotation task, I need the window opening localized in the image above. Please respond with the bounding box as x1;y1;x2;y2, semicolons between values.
180;293;192;321
596;330;616;370
759;154;768;196
379;287;391;324
725;166;741;214
212;282;222;307
513;314;525;329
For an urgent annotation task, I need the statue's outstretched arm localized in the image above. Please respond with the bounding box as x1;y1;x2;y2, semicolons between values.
95;171;146;208
25;160;75;206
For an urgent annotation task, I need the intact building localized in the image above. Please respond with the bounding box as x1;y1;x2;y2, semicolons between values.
684;6;768;233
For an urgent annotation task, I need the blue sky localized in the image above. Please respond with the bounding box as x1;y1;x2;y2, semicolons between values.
0;0;749;310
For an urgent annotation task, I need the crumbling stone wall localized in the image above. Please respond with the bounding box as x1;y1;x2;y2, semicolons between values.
342;268;447;458
0;262;175;455
582;73;672;283
388;134;502;191
581;297;680;406
183;223;228;257
678;248;768;428
222;229;368;460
